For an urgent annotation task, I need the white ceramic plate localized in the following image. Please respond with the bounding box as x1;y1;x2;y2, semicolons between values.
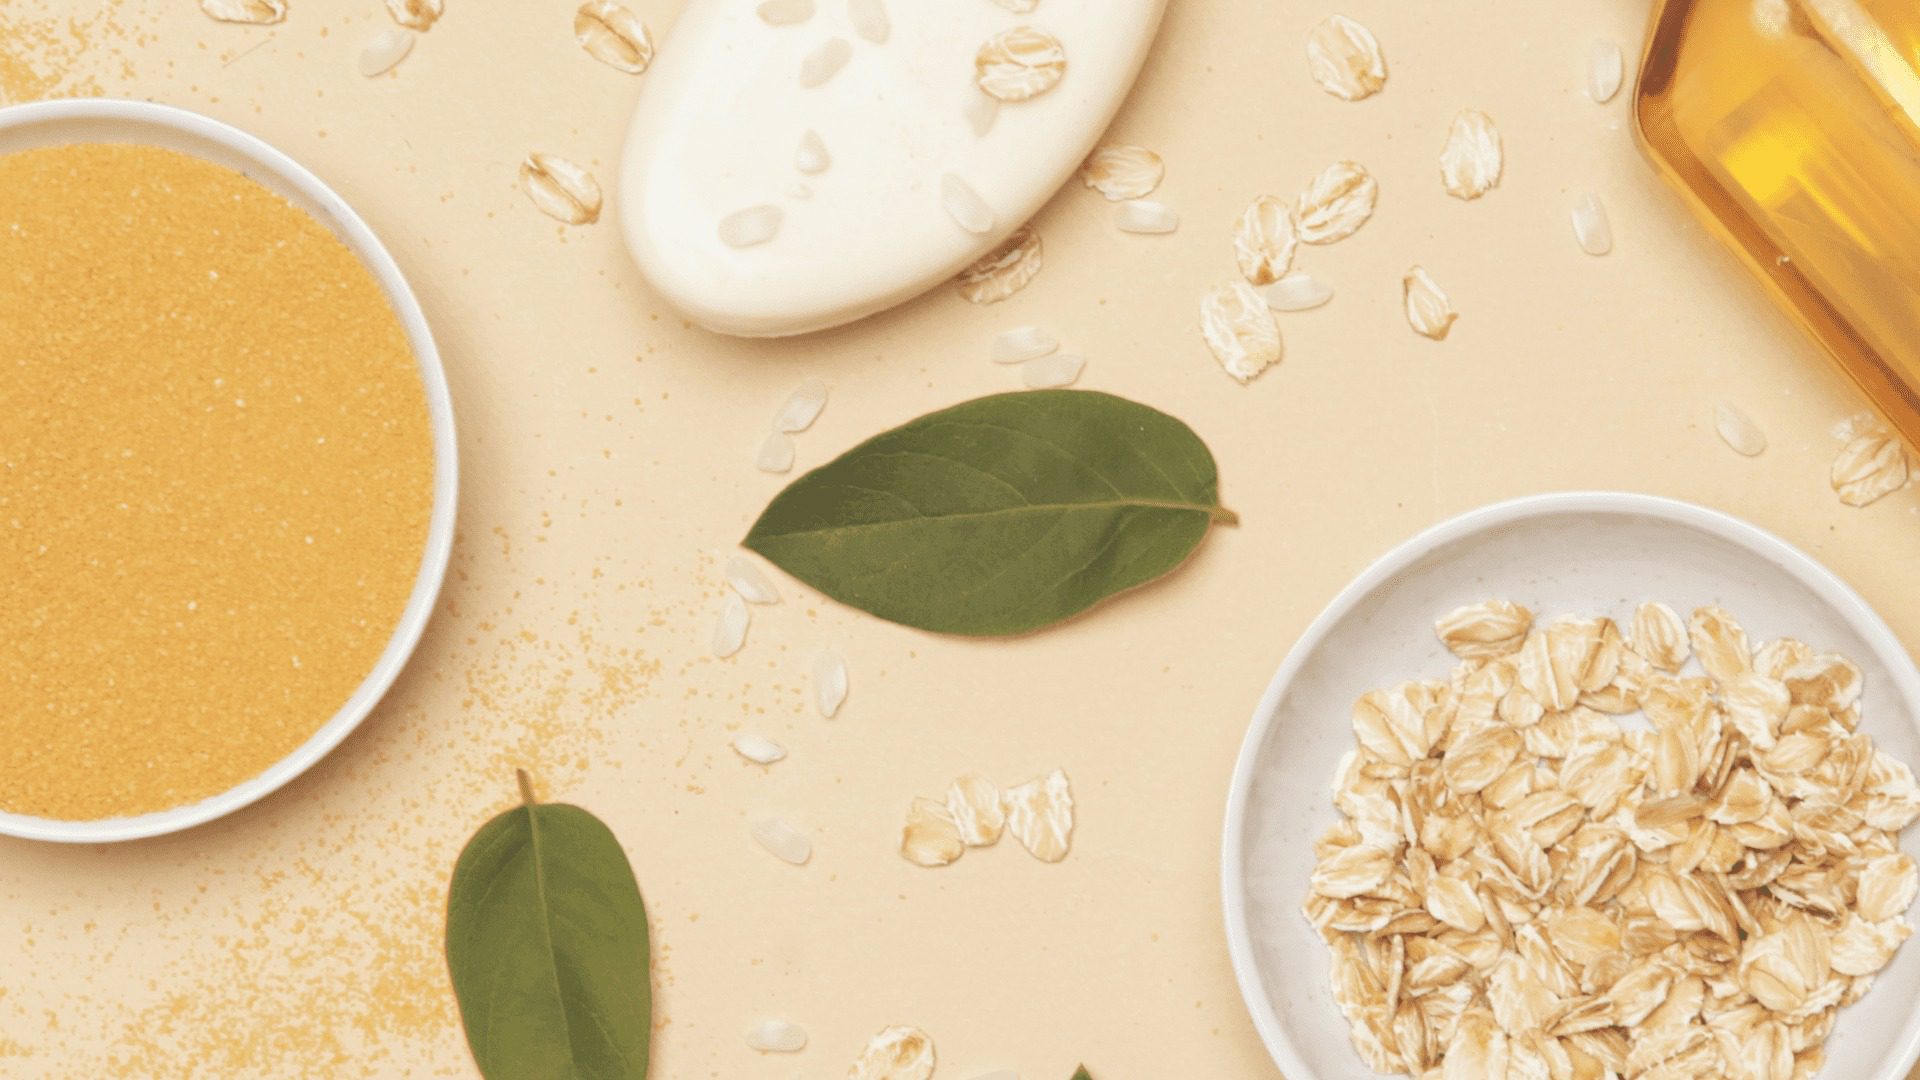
1221;492;1920;1079
0;100;458;843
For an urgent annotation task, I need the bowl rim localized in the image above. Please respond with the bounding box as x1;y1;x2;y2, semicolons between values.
0;98;459;843
1219;490;1920;1080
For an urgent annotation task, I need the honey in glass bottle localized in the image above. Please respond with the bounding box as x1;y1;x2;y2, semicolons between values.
1635;0;1920;446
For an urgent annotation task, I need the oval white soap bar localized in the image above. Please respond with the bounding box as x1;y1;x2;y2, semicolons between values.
619;0;1168;337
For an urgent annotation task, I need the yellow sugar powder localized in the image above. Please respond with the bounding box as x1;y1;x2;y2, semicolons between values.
0;143;435;820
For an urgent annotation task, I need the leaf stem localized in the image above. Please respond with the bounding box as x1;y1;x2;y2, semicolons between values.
516;768;537;807
1211;504;1241;526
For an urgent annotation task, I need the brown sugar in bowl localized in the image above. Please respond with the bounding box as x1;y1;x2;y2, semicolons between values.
0;100;457;842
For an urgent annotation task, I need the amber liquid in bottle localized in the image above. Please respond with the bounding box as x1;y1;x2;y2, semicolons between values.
1636;0;1920;446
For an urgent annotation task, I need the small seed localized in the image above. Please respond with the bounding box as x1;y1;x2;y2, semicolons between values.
940;173;997;235
1714;402;1767;457
750;816;811;865
955;225;1041;303
992;325;1058;364
1114;200;1179;235
755;431;796;474
731;733;787;765
799;36;852;87
1305;14;1387;101
199;0;286;25
1403;266;1457;340
757;0;813;25
772;378;828;433
575;1;654;74
713;594;751;658
848;0;889;43
1261;272;1333;312
1022;353;1084;389
812;648;848;718
725;554;782;604
975;26;1066;102
520;153;602;225
745;1019;807;1052
357;28;414;77
851;1027;936;1080
719;204;784;249
1572;192;1613;255
794;130;830;174
901;797;965;867
1589;40;1624;103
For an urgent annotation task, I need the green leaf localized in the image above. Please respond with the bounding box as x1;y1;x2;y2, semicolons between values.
1072;1068;1093;1080
743;390;1234;636
446;771;651;1080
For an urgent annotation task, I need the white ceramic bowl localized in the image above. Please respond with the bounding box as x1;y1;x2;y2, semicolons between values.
1222;492;1920;1079
0;100;458;843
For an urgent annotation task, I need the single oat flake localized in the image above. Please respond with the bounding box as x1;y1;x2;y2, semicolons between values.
1435;600;1532;660
200;0;286;25
1832;424;1910;506
1402;266;1457;340
1439;110;1503;200
947;774;1005;846
1306;14;1387;101
520;153;602;225
1295;161;1377;244
1714;401;1767;456
1200;281;1283;383
357;28;414;78
1004;769;1073;862
975;26;1067;102
850;1026;936;1080
574;1;654;74
901;797;965;867
384;0;441;30
1233;195;1299;285
1079;144;1164;201
954;225;1041;303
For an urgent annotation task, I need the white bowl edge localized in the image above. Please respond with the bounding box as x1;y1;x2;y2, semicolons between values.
0;99;458;843
1220;491;1920;1080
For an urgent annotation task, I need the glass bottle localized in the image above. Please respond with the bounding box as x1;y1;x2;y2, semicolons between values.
1635;0;1920;445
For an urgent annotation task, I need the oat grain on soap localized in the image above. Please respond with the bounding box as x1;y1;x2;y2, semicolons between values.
0;143;434;820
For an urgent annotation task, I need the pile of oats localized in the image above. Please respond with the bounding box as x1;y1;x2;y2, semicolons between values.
1305;600;1920;1079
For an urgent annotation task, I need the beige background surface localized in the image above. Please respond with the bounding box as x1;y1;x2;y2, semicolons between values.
5;0;1920;1077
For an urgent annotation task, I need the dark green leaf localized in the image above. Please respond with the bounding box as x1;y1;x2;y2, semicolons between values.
743;390;1234;635
446;772;651;1080
1072;1067;1093;1080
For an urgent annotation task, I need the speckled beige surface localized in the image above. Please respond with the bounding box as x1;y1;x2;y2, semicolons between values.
4;1;1920;1077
